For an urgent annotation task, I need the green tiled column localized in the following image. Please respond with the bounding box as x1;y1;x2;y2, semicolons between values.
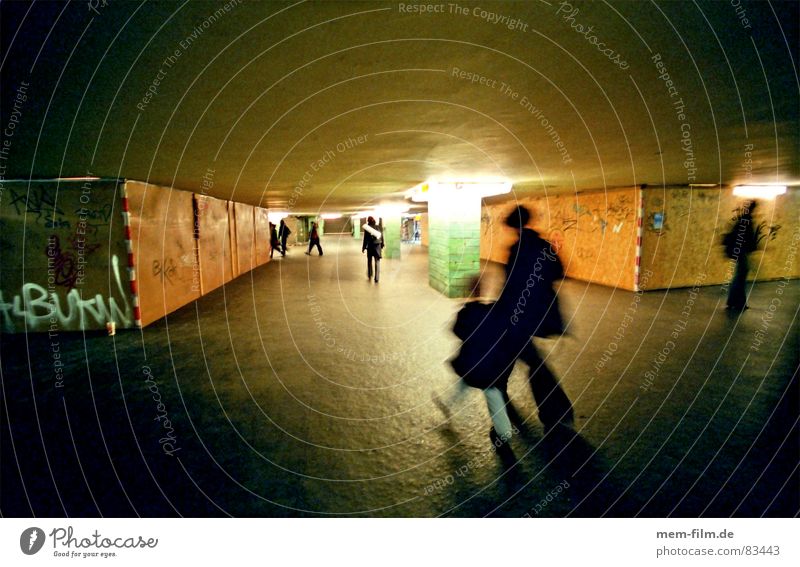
352;216;360;239
381;216;401;259
428;195;481;297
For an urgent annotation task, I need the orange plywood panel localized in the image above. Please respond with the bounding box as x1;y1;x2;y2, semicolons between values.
228;201;239;277
254;207;270;266
125;181;200;327
196;194;235;294
234;202;255;275
482;188;638;290
0;179;134;332
640;186;800;290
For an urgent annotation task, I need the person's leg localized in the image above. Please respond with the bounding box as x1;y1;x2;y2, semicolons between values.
367;254;373;278
728;256;748;309
520;341;573;428
316;241;323;255
484;387;513;440
374;258;380;282
306;241;313;255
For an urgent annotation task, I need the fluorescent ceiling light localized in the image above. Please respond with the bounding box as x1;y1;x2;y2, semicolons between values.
320;213;342;220
406;180;512;202
733;185;787;199
268;211;290;223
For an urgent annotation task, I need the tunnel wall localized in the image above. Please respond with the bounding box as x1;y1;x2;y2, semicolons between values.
0;179;135;332
196;194;236;294
640;186;800;290
1;179;272;333
125;181;200;327
481;188;639;290
254;207;270;266
234;202;256;276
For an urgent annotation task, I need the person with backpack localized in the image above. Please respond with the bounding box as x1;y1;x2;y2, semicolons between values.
362;216;384;283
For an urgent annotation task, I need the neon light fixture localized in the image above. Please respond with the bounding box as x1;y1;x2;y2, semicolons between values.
732;185;787;199
405;180;512;202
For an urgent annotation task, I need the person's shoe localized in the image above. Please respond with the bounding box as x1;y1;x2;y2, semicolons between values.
542;416;575;435
304;252;310;255
489;428;516;464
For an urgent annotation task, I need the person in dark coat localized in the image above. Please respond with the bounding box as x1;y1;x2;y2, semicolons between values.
278;219;291;256
361;216;384;283
438;277;516;455
724;201;759;310
269;222;280;259
495;205;573;431
305;222;323;255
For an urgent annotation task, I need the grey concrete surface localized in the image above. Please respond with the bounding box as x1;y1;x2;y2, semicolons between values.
2;236;797;517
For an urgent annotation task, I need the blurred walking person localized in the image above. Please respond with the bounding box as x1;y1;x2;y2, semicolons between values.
436;277;516;460
495;205;573;432
723;201;759;311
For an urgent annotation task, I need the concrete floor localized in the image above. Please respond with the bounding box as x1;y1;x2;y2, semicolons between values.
2;236;798;517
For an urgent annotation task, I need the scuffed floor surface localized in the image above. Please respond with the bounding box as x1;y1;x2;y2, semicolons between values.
2;237;798;517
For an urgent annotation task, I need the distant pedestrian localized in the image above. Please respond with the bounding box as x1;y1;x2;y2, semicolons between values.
436;277;516;458
723;200;760;310
269;222;280;259
305;222;323;255
362;216;383;283
495;205;573;432
278;219;291;256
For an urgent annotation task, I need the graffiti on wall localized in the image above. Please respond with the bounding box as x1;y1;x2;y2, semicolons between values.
0;254;132;331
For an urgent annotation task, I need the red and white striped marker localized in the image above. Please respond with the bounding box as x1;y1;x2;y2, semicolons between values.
634;186;645;292
119;183;142;328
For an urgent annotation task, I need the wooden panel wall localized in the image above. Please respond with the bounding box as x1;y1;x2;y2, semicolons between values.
254;207;270;266
641;186;800;290
125;181;200;327
234;202;255;275
481;188;639;290
196;195;235;295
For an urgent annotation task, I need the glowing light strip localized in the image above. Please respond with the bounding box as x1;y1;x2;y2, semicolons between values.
732;185;787;199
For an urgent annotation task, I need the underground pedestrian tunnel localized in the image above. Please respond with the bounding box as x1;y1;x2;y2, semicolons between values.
0;1;797;517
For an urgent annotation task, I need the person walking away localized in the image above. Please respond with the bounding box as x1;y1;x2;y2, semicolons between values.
723;200;759;311
436;277;516;459
278;219;291;257
269;222;280;259
362;216;384;283
495;205;574;432
305;222;323;255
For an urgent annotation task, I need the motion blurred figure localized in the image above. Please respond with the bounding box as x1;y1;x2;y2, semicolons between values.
496;205;573;431
438;277;516;458
723;201;759;311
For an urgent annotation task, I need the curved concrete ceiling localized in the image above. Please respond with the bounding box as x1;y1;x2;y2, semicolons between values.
2;1;798;213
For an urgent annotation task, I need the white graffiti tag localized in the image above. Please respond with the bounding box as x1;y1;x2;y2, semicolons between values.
0;255;132;331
